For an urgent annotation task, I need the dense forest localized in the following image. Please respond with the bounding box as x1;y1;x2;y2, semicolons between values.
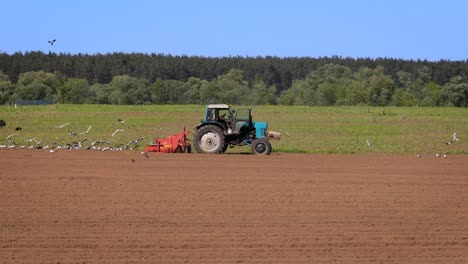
0;51;467;106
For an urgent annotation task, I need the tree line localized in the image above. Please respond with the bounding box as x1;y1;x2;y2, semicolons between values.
0;51;467;106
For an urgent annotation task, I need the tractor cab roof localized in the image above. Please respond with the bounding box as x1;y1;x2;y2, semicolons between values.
207;104;230;109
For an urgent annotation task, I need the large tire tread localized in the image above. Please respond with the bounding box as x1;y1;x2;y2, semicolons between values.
193;125;225;154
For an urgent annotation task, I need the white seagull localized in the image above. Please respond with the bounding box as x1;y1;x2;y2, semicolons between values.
6;133;16;139
55;123;69;128
80;125;92;135
25;138;41;144
68;130;78;137
446;132;460;145
127;137;145;145
112;129;124;137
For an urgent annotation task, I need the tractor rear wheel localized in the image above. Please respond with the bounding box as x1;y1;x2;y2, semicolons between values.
193;125;225;154
251;138;272;155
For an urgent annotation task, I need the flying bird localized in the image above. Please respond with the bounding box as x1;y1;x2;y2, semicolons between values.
55;123;69;128
366;139;374;147
127;137;145;145
25;138;42;145
68;130;78;137
141;151;149;158
48;39;56;45
80;138;93;144
6;134;16;145
112;129;124;137
6;133;16;140
117;119;127;124
80;125;92;135
446;132;460;145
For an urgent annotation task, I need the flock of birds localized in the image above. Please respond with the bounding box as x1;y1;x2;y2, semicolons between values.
1;109;463;158
0;118;148;154
366;132;460;158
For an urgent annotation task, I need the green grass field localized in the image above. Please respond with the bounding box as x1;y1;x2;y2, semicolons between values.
1;104;467;154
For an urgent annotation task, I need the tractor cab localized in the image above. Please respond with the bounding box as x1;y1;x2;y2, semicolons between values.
204;104;233;124
200;104;252;135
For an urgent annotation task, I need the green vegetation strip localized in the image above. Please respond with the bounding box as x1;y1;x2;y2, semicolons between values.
1;105;467;154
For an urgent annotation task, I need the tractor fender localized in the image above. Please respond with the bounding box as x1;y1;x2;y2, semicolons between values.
196;121;224;131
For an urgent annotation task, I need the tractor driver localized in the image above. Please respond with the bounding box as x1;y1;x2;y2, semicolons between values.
218;113;233;131
217;113;227;127
218;113;226;121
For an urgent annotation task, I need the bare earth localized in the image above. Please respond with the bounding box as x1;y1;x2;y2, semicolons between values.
0;151;467;263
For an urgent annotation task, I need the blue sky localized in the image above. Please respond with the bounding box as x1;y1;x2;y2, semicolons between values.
1;0;467;61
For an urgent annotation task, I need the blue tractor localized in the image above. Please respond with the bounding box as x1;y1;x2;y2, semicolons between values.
193;104;281;155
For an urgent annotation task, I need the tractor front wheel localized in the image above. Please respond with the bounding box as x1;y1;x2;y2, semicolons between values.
193;125;225;154
251;138;272;155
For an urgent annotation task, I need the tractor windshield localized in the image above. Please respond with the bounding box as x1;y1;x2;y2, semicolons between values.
235;109;251;120
205;108;231;122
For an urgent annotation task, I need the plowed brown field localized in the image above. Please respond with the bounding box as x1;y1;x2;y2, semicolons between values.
1;151;467;263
